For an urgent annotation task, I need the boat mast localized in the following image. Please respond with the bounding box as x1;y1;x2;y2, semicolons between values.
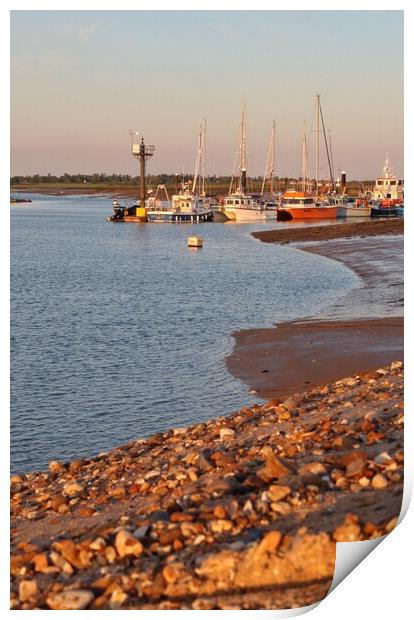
192;123;202;195
328;129;335;192
319;99;334;192
239;101;247;194
271;120;275;196
315;94;320;195
201;118;207;196
302;122;309;193
261;120;275;197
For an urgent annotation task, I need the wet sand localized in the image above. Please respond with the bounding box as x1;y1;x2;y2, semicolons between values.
227;318;403;400
252;219;403;244
227;222;403;398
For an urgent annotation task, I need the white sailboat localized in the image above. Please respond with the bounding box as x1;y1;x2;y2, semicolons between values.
223;104;278;221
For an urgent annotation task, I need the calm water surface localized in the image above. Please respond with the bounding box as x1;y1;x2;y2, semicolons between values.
11;196;360;473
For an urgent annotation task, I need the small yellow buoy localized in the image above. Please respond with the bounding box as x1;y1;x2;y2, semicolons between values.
187;235;203;248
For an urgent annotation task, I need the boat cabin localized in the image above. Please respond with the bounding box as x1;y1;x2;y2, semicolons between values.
282;191;316;206
223;194;255;207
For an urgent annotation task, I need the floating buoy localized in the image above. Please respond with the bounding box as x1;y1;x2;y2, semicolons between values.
187;235;203;248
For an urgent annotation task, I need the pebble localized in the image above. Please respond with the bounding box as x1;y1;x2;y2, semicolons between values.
267;485;291;502
62;482;84;497
47;589;95;610
114;530;143;558
299;462;326;476
371;474;388;489
19;580;37;602
374;452;393;465
281;398;297;411
255;530;282;556
219;427;235;439
133;524;150;540
333;516;361;542
257;447;290;481
48;460;65;474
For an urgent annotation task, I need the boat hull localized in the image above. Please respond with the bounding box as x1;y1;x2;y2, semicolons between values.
147;210;213;223
337;206;371;218
371;206;397;218
224;207;278;221
277;206;337;221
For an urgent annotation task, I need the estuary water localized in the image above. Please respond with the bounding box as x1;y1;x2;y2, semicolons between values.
11;195;360;473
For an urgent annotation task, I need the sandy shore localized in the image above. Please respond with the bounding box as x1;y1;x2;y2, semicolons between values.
10;219;404;610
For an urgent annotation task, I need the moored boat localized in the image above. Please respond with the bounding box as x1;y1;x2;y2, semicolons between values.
370;200;397;218
148;121;213;223
277;190;337;220
223;103;278;222
372;155;404;207
333;196;371;217
10;195;32;204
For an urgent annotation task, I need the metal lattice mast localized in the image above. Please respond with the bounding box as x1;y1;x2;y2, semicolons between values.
129;130;155;208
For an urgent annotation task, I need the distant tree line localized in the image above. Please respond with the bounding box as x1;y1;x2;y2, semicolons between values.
11;173;374;187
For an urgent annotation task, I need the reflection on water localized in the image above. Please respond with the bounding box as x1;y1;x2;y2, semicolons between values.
11;196;359;473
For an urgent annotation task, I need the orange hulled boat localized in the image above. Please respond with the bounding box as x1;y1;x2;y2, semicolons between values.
277;190;337;220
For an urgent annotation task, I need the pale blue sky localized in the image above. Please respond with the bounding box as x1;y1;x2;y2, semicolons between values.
10;10;404;178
